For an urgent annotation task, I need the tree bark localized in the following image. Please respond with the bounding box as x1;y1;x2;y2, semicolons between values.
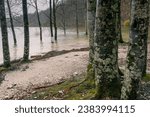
22;0;30;61
49;0;53;38
94;0;121;99
6;0;17;45
117;0;124;43
34;0;42;41
87;0;96;64
53;0;57;41
0;0;11;67
121;0;149;99
62;0;66;35
85;0;88;35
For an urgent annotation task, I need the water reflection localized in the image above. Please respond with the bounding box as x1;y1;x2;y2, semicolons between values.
13;45;18;60
0;27;88;64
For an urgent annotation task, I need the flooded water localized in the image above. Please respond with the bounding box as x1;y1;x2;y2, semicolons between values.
0;27;88;64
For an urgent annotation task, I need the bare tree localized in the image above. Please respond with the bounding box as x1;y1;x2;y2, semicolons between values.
57;0;67;35
49;0;53;38
34;0;42;41
6;0;17;45
84;0;88;35
75;0;79;36
28;0;43;41
0;0;11;67
53;0;57;41
22;0;30;61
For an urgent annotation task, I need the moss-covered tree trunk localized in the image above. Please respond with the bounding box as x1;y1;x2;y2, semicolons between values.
0;0;11;67
22;0;30;61
121;0;149;100
142;0;149;77
87;0;96;64
117;0;124;43
94;0;121;99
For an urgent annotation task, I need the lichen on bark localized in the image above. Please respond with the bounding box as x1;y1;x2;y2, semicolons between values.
0;0;11;67
94;0;121;99
87;0;96;64
121;0;149;100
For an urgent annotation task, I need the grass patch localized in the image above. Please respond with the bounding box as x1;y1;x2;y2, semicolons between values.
0;67;7;72
143;74;150;82
24;73;95;100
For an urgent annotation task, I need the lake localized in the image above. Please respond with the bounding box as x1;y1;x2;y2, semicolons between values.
0;27;88;64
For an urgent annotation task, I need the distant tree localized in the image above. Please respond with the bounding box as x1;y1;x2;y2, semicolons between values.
60;0;67;35
121;0;149;99
94;0;121;99
34;0;43;41
22;0;30;61
49;0;53;38
53;0;57;41
75;0;79;36
87;0;96;64
0;0;11;67
6;0;17;45
28;0;43;41
84;0;88;35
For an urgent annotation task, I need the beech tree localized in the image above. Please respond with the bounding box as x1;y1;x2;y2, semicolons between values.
94;0;121;99
34;0;43;41
75;0;79;36
87;0;96;64
53;0;57;41
22;0;30;61
49;0;53;38
6;0;17;45
121;0;149;99
0;0;11;67
117;0;124;43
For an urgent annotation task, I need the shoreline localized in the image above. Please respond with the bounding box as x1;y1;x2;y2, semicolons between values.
0;50;89;99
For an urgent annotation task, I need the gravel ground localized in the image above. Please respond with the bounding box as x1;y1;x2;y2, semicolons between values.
0;51;88;99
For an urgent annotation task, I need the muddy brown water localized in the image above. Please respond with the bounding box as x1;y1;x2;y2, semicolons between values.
0;27;88;64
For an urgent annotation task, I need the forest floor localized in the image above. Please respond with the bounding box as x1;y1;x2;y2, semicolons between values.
0;43;150;100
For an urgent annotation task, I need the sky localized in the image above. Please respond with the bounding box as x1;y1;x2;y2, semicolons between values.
28;0;49;13
7;0;50;16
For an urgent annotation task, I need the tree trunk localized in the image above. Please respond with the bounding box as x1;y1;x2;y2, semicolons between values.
94;0;121;99
142;0;149;76
62;0;66;35
87;0;96;64
6;0;17;45
85;0;88;35
121;0;149;100
53;0;57;41
22;0;30;61
34;0;42;41
117;0;124;43
0;0;11;67
49;0;53;38
75;0;79;36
